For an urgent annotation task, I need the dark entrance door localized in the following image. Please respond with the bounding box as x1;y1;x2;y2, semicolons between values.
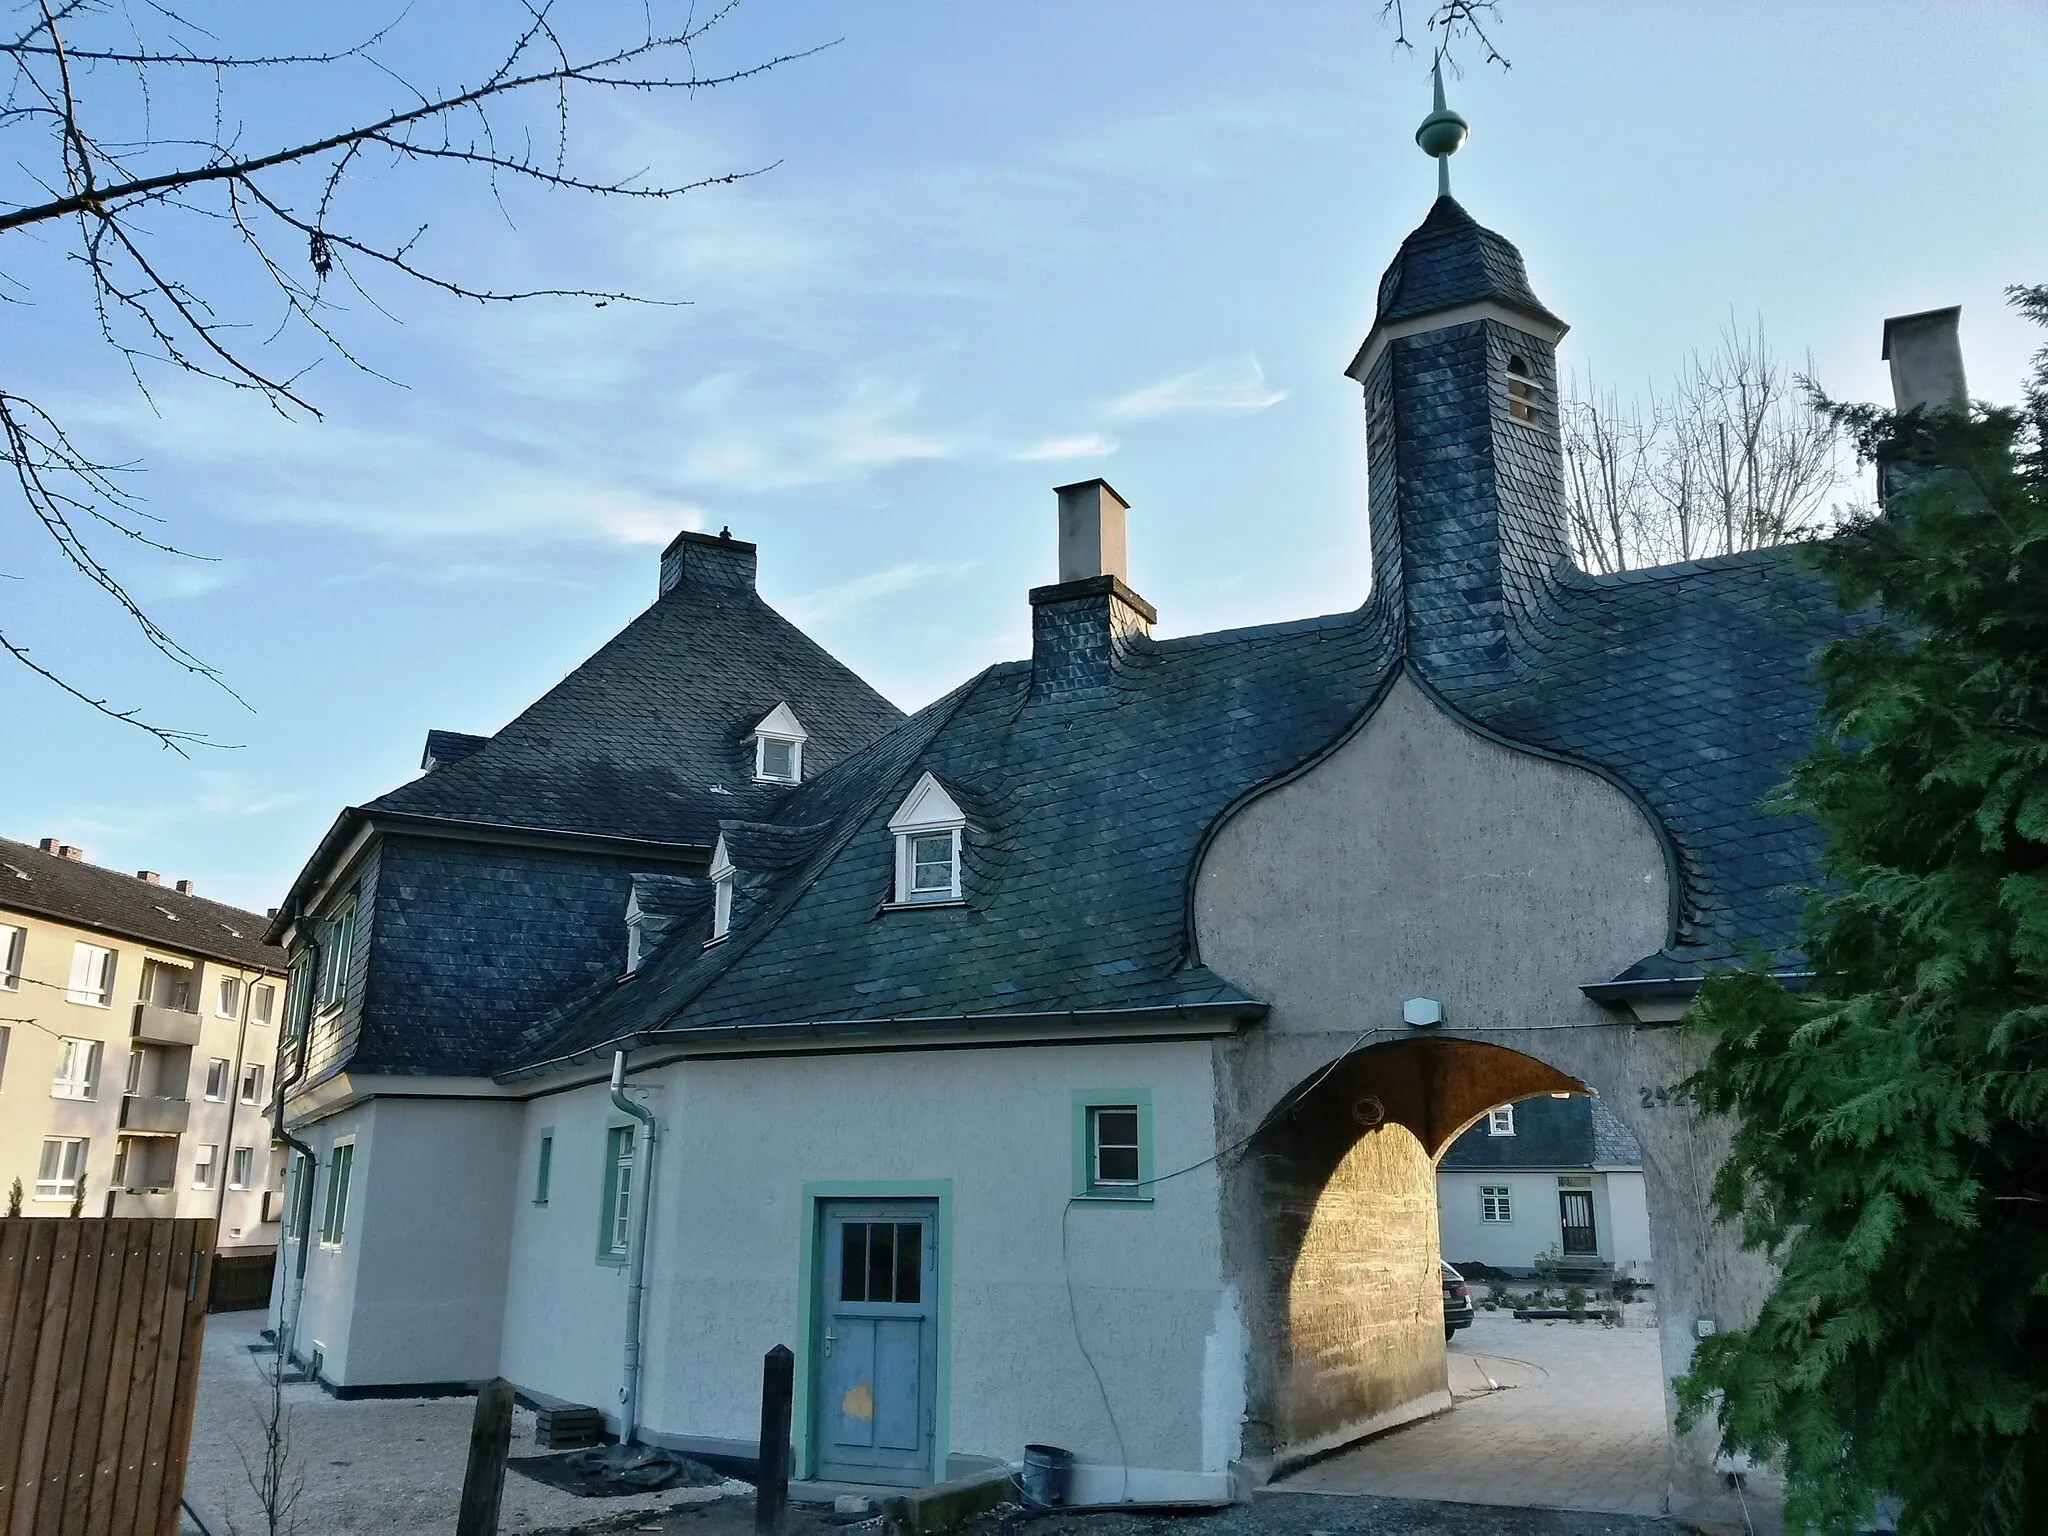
813;1200;938;1486
1558;1187;1598;1256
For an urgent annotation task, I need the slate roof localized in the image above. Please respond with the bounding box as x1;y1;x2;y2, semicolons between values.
1439;1094;1644;1171
502;199;1864;1078
0;836;285;971
365;570;904;848
1373;195;1563;330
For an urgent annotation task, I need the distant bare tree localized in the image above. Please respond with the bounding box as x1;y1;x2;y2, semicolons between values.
1563;320;1843;574
1380;0;1510;71
233;1343;305;1536
2;4;817;748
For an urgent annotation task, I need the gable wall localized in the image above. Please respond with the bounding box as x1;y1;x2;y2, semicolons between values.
1193;674;1774;1491
298;841;382;1090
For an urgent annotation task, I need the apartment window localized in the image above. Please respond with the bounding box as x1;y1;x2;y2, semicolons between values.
598;1126;636;1263
1488;1106;1516;1136
0;1024;9;1091
204;1057;230;1101
66;943;116;1007
1073;1089;1153;1202
1480;1185;1513;1222
317;897;359;1012
51;1037;101;1100
249;983;276;1027
125;1047;143;1095
36;1137;87;1200
284;955;312;1041
0;924;22;989
534;1131;554;1205
320;1141;355;1246
887;772;967;906
193;1144;219;1191
239;1063;265;1105
217;975;244;1020
230;1147;254;1190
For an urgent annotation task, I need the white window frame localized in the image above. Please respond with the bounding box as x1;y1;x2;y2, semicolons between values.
1488;1105;1516;1136
36;1136;88;1201
249;982;276;1027
1480;1185;1513;1222
230;1146;254;1190
0;924;23;990
203;1057;230;1101
216;975;244;1020
749;702;809;785
239;1062;265;1106
317;897;359;1013
66;942;116;1007
193;1143;219;1191
708;836;735;943
887;772;967;906
51;1036;101;1101
320;1140;355;1247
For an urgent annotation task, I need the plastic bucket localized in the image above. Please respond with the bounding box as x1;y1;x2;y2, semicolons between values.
1018;1444;1074;1508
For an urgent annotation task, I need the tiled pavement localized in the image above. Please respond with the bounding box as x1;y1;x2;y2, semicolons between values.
1278;1312;1673;1517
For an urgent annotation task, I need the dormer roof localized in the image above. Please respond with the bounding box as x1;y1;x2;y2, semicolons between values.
887;772;965;833
751;702;809;743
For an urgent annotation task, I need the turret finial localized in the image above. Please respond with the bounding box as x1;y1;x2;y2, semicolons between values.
1414;55;1469;198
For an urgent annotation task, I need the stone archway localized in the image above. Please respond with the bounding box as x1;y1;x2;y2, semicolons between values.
1236;1036;1584;1463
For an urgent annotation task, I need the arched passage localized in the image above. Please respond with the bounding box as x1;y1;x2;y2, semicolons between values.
1238;1036;1586;1463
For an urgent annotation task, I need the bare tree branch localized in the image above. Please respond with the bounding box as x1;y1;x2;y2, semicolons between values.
1562;318;1845;573
1380;0;1510;72
0;1;826;742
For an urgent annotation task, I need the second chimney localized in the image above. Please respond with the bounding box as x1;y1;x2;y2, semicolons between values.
137;871;161;884
175;879;196;895
1030;480;1154;701
1883;306;1967;415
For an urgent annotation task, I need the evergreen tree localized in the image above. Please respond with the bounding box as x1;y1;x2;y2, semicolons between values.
1677;285;2048;1533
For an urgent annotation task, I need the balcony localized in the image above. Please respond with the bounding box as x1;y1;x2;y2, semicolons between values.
120;1094;191;1134
132;1002;202;1047
261;1190;286;1224
110;1189;180;1219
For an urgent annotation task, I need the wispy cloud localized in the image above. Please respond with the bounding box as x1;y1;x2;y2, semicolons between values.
783;561;974;628
1108;356;1287;420
1014;432;1118;462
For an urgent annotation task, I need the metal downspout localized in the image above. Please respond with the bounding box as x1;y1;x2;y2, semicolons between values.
610;1049;658;1446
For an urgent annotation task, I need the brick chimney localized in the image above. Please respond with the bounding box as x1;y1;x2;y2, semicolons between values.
38;837;58;853
659;528;758;597
1029;480;1155;701
61;845;83;861
175;879;196;895
137;871;161;884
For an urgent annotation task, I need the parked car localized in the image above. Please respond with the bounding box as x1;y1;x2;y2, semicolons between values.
1442;1260;1474;1340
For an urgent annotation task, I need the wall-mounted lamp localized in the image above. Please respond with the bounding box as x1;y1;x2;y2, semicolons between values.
1402;997;1444;1028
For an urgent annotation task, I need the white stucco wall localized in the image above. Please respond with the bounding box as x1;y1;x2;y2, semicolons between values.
271;1096;520;1387
1436;1171;1566;1273
496;1037;1234;1500
1605;1169;1655;1281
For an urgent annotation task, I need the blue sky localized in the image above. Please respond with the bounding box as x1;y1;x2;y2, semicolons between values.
5;1;2046;912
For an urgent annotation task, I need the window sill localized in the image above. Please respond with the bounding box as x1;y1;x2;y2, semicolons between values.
66;997;110;1009
1074;1190;1153;1205
702;935;729;950
595;1252;628;1269
881;898;966;912
32;1193;77;1203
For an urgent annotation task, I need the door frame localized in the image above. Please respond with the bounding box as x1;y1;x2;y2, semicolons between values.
796;1181;953;1486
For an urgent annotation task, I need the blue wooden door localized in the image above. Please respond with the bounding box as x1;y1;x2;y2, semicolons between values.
814;1200;938;1486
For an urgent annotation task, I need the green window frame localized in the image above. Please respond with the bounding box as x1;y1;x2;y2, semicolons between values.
534;1130;554;1205
317;896;359;1012
597;1125;635;1264
320;1141;354;1247
285;1149;315;1240
1072;1089;1153;1202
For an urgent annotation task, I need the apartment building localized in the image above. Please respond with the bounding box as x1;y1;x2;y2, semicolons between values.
0;835;289;1299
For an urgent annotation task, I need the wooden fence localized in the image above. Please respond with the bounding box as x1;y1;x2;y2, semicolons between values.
0;1219;214;1536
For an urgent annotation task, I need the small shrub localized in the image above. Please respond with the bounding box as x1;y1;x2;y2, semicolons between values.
1564;1286;1588;1316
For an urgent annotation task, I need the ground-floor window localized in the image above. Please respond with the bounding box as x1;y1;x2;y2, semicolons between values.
37;1137;87;1200
1072;1088;1153;1201
1480;1185;1512;1222
599;1125;635;1262
320;1141;355;1246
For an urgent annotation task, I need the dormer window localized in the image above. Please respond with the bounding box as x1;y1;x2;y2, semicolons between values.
1506;356;1543;425
708;837;735;942
750;703;808;785
886;772;966;906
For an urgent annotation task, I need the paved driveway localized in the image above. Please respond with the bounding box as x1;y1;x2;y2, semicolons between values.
1278;1313;1672;1518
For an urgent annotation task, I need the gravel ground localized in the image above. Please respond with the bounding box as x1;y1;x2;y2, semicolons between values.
180;1311;749;1534
963;1495;1674;1536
